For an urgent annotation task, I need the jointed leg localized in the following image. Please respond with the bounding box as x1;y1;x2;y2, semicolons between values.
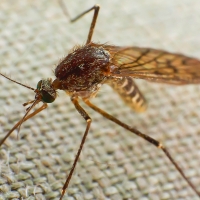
60;96;92;200
59;0;100;44
0;102;47;146
84;99;200;197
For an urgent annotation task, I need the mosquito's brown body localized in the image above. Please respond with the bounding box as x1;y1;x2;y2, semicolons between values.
53;42;200;109
52;42;147;113
1;4;200;200
53;43;110;98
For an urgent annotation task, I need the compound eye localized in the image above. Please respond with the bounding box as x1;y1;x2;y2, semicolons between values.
41;90;55;103
36;80;56;103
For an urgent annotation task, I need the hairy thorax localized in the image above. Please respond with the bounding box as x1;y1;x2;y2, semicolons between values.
52;43;111;97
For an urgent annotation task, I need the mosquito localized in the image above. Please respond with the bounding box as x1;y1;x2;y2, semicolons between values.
1;3;200;200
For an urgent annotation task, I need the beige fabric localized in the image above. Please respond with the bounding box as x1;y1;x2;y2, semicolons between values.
0;0;200;199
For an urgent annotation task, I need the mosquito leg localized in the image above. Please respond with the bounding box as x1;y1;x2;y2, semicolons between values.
60;96;92;200
59;0;100;44
0;103;47;146
84;99;200;197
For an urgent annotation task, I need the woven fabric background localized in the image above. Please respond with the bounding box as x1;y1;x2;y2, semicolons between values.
0;0;200;199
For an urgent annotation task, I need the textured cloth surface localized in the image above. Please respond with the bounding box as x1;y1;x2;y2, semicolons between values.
0;1;200;199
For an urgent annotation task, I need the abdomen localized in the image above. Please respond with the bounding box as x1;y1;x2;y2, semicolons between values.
108;77;147;112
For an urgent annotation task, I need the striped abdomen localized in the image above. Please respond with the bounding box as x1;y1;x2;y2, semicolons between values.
108;77;147;112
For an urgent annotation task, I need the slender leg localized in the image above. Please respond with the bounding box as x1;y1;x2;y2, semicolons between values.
59;0;100;44
84;99;200;197
60;96;92;200
0;103;47;146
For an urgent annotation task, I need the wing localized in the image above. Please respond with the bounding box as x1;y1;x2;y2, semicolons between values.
104;45;200;84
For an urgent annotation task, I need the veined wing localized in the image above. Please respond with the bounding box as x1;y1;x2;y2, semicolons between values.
105;46;200;84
